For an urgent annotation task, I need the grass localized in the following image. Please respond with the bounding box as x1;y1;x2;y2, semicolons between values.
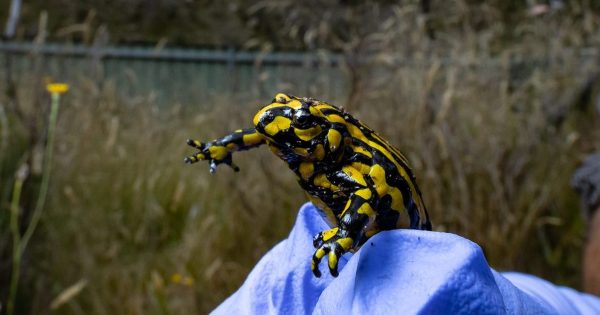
1;83;305;313
2;27;600;315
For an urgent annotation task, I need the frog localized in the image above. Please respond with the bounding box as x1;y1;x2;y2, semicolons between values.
185;93;432;277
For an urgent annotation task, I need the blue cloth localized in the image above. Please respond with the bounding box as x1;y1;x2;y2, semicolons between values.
212;203;600;315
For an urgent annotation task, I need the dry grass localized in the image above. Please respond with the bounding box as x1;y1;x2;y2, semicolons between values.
16;84;305;313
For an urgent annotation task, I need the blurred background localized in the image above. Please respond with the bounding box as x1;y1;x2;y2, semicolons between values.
1;0;600;314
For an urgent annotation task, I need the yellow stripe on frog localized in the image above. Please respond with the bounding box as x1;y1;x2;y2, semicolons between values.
264;116;292;136
294;125;322;141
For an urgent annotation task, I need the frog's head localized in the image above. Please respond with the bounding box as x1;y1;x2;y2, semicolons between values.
253;93;329;158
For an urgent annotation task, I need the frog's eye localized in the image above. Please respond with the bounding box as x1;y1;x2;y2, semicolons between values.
293;108;312;128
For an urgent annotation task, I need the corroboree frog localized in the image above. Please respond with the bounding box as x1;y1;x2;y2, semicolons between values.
185;93;432;277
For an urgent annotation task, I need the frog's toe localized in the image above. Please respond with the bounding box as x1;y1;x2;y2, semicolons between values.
184;152;205;164
186;139;205;150
209;160;218;173
221;155;240;172
327;243;345;277
311;246;329;278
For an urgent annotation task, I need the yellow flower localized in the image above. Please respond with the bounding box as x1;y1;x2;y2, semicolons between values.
170;273;182;284
46;83;70;94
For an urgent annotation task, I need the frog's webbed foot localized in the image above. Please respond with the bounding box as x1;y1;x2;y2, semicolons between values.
184;139;240;173
311;227;355;277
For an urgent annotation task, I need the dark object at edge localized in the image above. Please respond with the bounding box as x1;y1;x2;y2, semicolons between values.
572;153;600;220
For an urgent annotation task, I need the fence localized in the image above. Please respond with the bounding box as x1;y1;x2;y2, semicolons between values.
1;42;599;107
0;42;350;106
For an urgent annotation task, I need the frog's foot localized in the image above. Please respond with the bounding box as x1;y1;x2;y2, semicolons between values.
184;139;240;173
311;227;354;277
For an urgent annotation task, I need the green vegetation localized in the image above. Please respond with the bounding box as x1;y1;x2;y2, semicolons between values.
1;1;600;314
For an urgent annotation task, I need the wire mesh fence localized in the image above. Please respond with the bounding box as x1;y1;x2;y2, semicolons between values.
0;42;349;107
0;42;598;108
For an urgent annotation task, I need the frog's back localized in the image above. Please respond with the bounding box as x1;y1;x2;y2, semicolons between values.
339;113;430;231
301;101;430;231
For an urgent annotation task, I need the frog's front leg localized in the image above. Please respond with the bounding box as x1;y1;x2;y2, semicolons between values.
185;128;266;173
311;184;378;277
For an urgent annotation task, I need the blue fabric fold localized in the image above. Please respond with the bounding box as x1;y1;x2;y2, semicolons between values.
212;203;600;315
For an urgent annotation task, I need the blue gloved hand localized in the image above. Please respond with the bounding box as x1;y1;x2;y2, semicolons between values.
212;203;600;315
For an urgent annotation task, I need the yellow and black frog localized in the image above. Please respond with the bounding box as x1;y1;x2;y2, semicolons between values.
185;93;432;277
